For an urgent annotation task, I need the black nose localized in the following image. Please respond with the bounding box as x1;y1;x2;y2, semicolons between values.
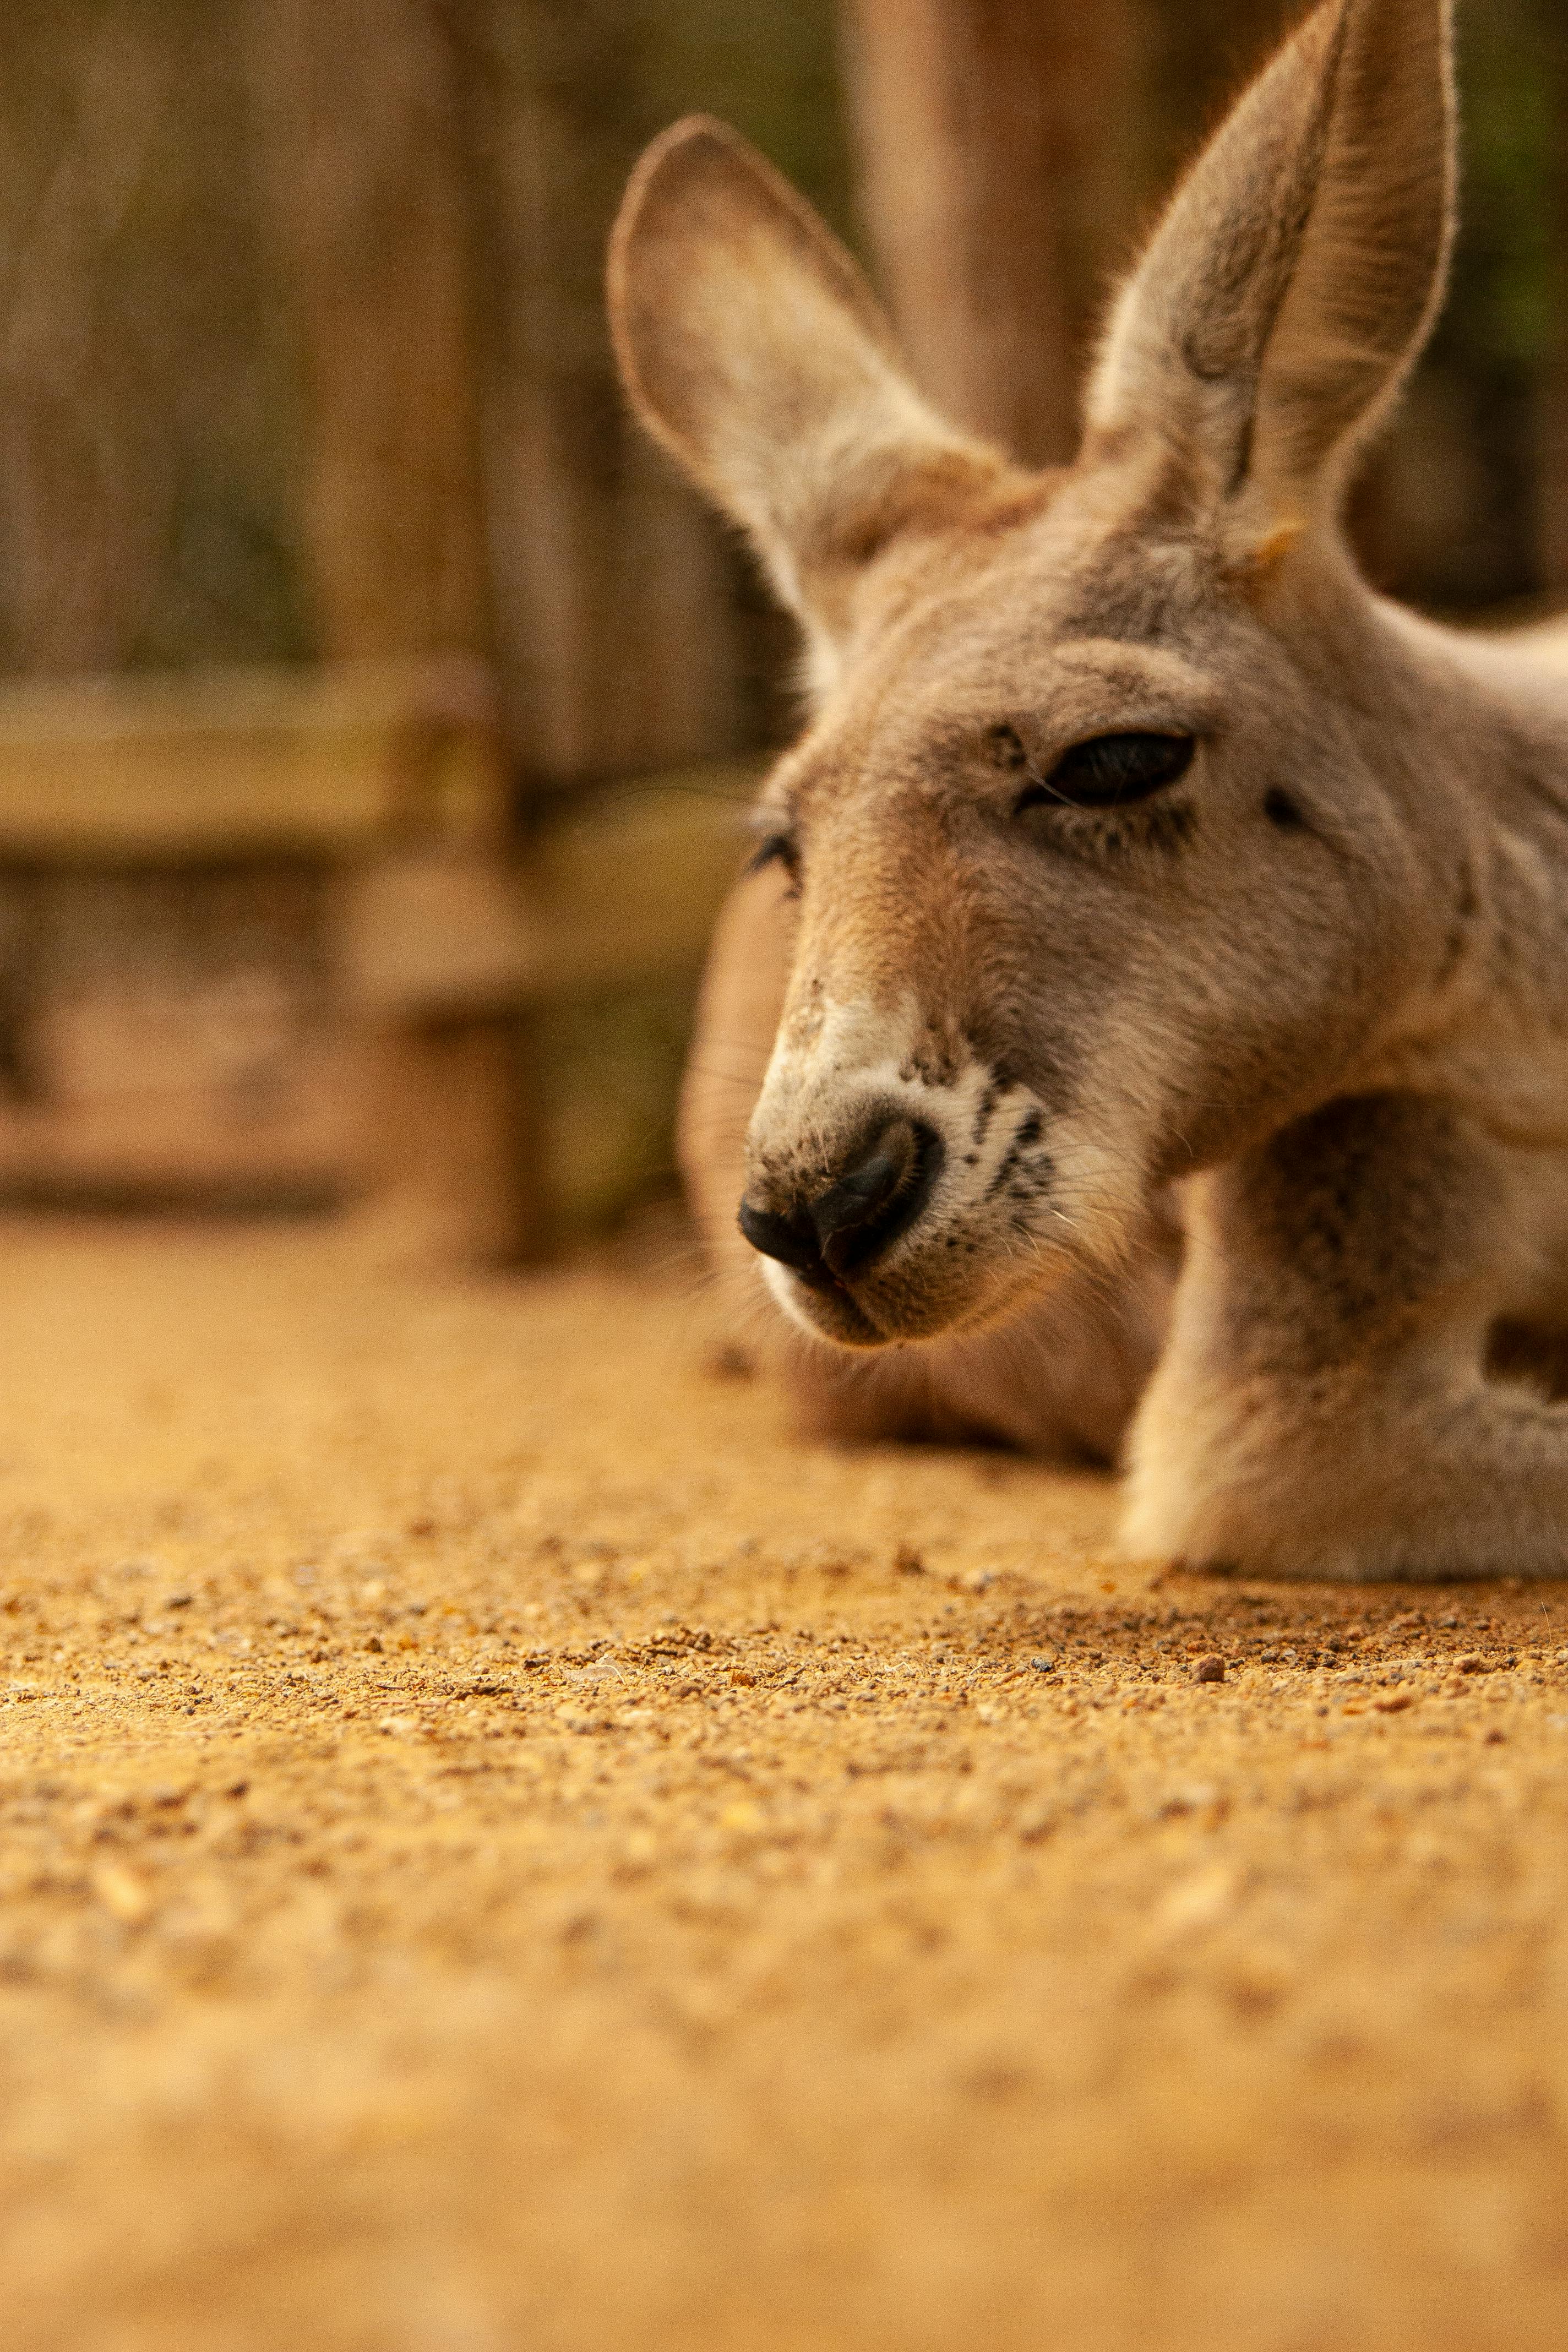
738;1117;943;1287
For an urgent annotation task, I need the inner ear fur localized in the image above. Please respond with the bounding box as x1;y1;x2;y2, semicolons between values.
607;116;1012;646
1085;0;1456;546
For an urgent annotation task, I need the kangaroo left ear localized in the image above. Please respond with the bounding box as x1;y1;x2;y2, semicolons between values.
608;117;1014;681
1085;0;1456;551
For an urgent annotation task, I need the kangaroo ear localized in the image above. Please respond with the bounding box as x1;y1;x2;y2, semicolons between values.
1085;0;1456;548
608;117;1010;666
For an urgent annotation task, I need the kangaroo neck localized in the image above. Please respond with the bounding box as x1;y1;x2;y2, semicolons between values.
1342;591;1568;1144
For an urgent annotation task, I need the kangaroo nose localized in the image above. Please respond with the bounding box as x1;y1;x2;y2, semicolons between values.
739;1117;942;1285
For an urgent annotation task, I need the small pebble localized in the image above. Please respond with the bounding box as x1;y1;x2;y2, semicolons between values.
92;1863;153;1925
1193;1655;1226;1684
1030;1656;1056;1674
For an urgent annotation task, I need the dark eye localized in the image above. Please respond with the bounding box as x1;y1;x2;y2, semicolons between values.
1015;732;1196;813
744;830;799;882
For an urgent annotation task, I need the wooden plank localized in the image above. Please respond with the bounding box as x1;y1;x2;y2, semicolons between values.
0;1034;358;1210
0;660;507;857
532;761;763;992
345;760;761;1019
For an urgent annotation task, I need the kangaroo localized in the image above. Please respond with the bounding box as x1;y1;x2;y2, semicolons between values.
608;0;1568;1581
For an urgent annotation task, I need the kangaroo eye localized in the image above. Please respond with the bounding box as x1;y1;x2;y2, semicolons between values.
1016;732;1196;813
744;830;799;881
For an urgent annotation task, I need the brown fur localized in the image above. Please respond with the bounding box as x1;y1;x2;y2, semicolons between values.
611;0;1568;1577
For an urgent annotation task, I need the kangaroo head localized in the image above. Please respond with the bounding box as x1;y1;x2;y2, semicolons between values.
609;0;1458;1350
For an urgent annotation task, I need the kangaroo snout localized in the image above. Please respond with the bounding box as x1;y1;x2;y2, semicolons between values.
739;1113;943;1288
739;1028;1081;1348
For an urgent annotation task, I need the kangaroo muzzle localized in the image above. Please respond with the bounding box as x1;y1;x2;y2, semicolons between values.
739;1113;944;1289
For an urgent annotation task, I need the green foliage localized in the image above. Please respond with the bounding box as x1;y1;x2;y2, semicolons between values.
1446;0;1556;374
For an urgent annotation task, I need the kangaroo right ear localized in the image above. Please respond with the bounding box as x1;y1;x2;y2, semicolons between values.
1084;0;1455;553
608;117;1009;669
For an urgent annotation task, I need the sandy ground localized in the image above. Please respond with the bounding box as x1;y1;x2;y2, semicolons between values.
1;1216;1566;2352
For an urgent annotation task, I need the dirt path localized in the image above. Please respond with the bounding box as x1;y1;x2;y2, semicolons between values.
1;1217;1565;2352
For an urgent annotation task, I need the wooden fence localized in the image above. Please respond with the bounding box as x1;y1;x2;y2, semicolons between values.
0;661;754;1255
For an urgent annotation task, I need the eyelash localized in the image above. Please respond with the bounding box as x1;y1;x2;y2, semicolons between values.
992;724;1198;813
745;831;800;884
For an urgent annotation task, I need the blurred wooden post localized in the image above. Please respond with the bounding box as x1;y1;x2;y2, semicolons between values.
447;1;743;790
0;7;176;671
838;0;1141;465
243;0;491;663
1537;6;1568;595
244;0;549;1263
1138;2;1294;151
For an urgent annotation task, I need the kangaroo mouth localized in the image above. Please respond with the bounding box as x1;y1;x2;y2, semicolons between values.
741;1077;1084;1351
765;1260;890;1349
741;1117;948;1348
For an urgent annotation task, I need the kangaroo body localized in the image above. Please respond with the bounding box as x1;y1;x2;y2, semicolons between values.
612;0;1568;1578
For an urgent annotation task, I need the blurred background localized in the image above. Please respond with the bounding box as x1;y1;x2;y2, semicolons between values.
0;0;1562;1261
